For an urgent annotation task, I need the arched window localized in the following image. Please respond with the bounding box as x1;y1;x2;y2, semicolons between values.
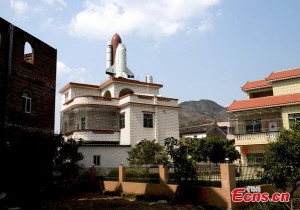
104;90;111;98
24;42;34;64
119;88;134;98
22;90;32;113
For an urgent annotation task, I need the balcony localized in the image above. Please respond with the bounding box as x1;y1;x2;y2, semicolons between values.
235;132;279;146
62;94;178;111
64;130;120;142
62;96;119;110
119;94;178;107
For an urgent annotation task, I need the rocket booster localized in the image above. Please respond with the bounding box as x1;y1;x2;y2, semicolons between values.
106;33;134;79
106;41;112;69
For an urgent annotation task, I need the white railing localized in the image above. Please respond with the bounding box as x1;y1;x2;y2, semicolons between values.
235;132;279;146
119;94;178;107
62;94;178;110
63;96;119;110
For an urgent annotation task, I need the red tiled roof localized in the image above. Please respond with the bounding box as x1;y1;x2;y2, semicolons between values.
227;93;300;112
242;79;271;91
267;67;300;81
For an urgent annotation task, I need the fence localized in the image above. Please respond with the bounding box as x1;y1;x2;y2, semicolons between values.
94;167;119;181
92;164;264;187
89;164;299;209
167;164;221;187
97;164;238;209
235;165;263;187
124;166;160;183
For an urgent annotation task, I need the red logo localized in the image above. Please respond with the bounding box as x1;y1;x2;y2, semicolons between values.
231;187;290;203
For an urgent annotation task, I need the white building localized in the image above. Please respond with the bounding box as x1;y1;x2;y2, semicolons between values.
59;34;179;167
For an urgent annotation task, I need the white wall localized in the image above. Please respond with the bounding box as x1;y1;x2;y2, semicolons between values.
120;106;131;145
129;105;156;145
79;146;131;168
157;108;180;144
102;82;160;98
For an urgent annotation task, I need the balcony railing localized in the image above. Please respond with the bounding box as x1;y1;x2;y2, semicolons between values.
235;132;279;146
63;95;119;110
63;94;178;111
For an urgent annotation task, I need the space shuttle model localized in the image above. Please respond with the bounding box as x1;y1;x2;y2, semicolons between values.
106;33;134;79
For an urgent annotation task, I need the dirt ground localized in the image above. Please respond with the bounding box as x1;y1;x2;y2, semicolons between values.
48;193;198;210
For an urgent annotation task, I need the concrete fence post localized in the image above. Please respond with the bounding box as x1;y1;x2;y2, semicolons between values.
119;165;125;182
89;166;96;182
159;165;168;184
220;164;236;209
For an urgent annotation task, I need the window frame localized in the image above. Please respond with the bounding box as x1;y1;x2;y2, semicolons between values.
288;113;300;127
245;119;262;133
81;117;86;130
143;113;153;128
120;113;125;129
247;153;263;167
22;90;32;113
24;41;34;64
64;92;69;101
93;155;101;166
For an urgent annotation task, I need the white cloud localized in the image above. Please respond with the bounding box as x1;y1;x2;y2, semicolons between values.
57;61;92;84
198;15;214;32
10;0;44;19
10;0;29;15
55;61;93;133
42;0;66;7
69;0;221;40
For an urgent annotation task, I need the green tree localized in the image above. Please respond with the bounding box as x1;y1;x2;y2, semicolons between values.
164;137;197;182
53;134;84;178
127;139;168;166
164;137;240;182
202;137;240;163
261;121;300;198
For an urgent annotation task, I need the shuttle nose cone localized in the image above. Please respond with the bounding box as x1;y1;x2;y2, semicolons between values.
111;33;122;45
111;33;122;65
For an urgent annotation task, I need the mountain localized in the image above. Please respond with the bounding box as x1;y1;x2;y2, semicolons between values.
179;99;229;127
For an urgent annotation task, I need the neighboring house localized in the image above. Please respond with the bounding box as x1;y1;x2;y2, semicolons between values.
227;67;300;166
0;18;56;192
180;122;228;139
60;34;179;168
0;17;57;138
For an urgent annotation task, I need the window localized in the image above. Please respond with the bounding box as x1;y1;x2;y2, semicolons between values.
81;117;86;129
64;92;69;101
247;153;263;167
119;88;134;97
288;113;300;127
24;42;34;64
93;155;100;166
143;113;153;128
22;91;31;113
104;90;111;98
120;113;125;129
245;119;262;133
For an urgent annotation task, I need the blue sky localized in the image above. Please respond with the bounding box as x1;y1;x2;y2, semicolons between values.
1;0;300;132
